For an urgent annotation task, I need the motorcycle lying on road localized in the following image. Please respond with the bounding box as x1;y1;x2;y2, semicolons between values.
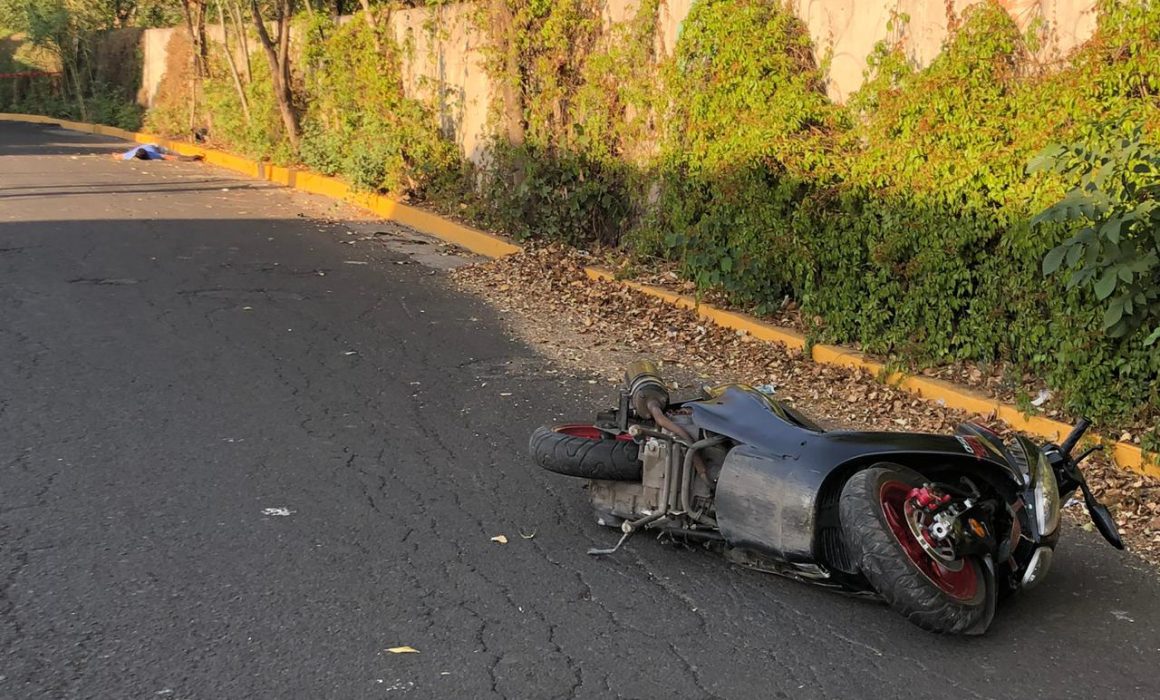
529;361;1123;635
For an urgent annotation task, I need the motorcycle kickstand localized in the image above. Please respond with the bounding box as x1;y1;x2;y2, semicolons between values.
587;512;666;556
587;529;633;556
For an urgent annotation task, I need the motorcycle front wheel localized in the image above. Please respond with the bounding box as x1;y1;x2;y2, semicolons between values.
840;464;994;635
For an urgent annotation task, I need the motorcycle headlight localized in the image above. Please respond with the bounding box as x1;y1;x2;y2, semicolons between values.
1031;449;1061;535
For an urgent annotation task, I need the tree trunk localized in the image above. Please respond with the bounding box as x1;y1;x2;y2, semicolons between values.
182;1;209;77
358;0;383;54
487;0;525;146
51;31;89;121
216;0;251;124
249;0;301;151
227;0;252;83
65;60;87;122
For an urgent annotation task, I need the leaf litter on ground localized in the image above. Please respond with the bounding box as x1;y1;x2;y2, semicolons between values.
451;244;1160;567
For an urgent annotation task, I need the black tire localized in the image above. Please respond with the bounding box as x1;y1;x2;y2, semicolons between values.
529;425;641;481
840;465;994;635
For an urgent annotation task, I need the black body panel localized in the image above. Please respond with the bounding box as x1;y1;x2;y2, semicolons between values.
688;386;1019;564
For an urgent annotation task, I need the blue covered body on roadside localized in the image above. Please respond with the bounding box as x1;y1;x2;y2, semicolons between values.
119;144;167;160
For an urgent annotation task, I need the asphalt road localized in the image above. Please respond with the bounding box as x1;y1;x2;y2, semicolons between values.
2;121;1158;700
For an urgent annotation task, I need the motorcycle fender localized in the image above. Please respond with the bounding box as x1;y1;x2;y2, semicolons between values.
715;443;823;563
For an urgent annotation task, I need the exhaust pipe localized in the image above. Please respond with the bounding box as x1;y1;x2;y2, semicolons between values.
625;359;669;418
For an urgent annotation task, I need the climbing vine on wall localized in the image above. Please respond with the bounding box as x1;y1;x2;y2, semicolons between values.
298;14;461;198
471;0;1160;431
141;0;1160;431
469;0;626;244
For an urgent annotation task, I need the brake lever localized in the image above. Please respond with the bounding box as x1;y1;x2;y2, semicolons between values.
1071;444;1103;467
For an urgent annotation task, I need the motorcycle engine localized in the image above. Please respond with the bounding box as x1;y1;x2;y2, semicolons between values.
589;436;669;525
589;412;718;527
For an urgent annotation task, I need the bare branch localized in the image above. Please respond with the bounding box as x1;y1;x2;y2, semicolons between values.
216;0;251;123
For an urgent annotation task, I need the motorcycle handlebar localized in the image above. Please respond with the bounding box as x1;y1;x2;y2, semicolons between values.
1059;418;1091;457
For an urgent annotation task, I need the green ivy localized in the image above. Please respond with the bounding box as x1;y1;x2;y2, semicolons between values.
132;1;1160;430
470;0;629;243
1031;124;1160;339
472;0;1160;429
201;54;291;162
298;15;461;199
643;0;841;309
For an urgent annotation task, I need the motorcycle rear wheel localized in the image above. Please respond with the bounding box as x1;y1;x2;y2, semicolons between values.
840;464;994;635
528;424;642;481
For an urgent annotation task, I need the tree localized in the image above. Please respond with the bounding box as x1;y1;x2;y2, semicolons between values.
180;0;207;76
99;1;138;28
0;0;99;119
356;0;382;53
136;0;185;28
249;0;300;150
214;0;249;123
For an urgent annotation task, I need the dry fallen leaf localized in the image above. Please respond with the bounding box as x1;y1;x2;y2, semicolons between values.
386;646;419;654
490;535;508;544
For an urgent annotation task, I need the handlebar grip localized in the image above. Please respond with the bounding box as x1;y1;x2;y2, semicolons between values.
1060;417;1091;456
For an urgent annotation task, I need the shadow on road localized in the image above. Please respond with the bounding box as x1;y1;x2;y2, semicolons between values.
3;112;1158;696
0;122;129;157
0;183;269;201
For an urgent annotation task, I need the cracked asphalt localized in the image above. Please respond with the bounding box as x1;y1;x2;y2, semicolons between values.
2;121;1159;699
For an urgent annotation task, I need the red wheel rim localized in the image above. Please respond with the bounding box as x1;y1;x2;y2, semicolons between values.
879;481;979;603
553;424;633;441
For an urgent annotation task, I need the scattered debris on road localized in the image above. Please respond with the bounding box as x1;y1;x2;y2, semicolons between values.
261;507;295;517
490;534;509;544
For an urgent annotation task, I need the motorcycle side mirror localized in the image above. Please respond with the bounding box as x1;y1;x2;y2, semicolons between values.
1087;501;1125;550
1080;480;1124;550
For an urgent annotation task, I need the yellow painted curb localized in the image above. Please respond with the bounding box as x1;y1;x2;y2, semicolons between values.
2;114;520;259
4;113;1153;478
585;266;1158;479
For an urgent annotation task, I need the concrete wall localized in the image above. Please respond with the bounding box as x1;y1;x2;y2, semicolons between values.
597;0;1097;100
141;27;175;107
389;3;493;165
794;0;1098;101
138;0;1101;157
140;24;249;108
